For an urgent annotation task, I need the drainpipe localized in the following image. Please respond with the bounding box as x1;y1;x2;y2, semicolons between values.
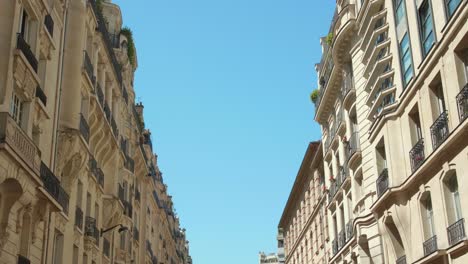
45;0;69;263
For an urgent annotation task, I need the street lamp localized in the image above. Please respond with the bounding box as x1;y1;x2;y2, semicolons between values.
101;223;128;237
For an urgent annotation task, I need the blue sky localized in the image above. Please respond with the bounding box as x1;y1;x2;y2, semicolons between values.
113;0;334;263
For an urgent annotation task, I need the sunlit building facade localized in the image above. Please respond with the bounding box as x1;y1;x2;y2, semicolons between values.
312;0;468;263
0;0;191;263
279;142;329;264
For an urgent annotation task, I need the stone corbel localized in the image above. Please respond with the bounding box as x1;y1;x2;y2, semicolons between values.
39;27;55;60
103;197;123;228
31;199;48;244
55;130;88;189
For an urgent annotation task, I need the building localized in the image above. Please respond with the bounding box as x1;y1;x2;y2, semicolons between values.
0;0;191;263
259;252;280;264
278;142;329;264
311;0;468;264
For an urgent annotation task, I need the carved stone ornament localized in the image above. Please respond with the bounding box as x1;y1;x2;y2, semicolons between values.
103;197;123;228
55;129;88;190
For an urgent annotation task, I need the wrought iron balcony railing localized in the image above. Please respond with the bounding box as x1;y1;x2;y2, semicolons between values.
79;114;89;143
409;138;425;172
16;33;38;72
430;111;449;150
396;255;407;264
346;131;360;159
40;162;69;213
447;218;465;246
83;50;95;84
44;14;54;37
85;216;99;244
75;206;83;230
17;255;30;264
456;83;468;122
376;168;389;197
423;235;437;256
35;86;47;106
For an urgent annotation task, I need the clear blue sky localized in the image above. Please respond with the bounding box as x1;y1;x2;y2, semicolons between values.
113;0;334;263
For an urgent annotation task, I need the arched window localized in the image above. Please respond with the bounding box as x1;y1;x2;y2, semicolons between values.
420;192;437;256
443;172;464;245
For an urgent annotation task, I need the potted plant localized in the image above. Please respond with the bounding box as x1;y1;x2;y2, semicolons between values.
310;89;320;104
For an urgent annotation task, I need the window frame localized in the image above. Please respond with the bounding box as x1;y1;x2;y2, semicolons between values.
418;0;437;58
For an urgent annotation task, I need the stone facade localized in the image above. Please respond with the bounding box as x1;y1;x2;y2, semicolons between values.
0;0;191;264
281;0;468;264
279;142;329;264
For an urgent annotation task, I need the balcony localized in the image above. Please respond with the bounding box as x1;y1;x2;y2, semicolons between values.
16;33;38;73
35;86;47;106
88;0;123;86
409;138;425;172
346;131;360;160
332;238;338;255
423;235;437;256
134;226;140;241
456;83;468;122
85;216;99;245
346;220;353;241
396;256;406;264
0;113;40;173
103;238;110;257
75;206;83;230
44;14;54;37
40;162;69;213
447;218;465;246
83;50;95;85
17;255;30;264
376;168;388;197
79;114;90;143
430;111;449;150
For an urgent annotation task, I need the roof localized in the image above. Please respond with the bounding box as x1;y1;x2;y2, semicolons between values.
278;141;322;228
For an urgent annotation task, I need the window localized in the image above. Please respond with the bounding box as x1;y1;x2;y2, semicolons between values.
394;0;406;25
444;174;462;224
399;34;414;86
409;107;423;143
419;0;436;57
445;0;462;18
421;194;436;239
10;93;24;126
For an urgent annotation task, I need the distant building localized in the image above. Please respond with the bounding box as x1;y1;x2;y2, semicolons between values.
259;252;280;264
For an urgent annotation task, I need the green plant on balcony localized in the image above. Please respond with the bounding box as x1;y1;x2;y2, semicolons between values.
326;32;334;46
120;27;136;67
310;89;320;104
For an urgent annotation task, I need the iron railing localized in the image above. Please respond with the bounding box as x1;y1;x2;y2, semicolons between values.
396;255;406;264
35;86;47;106
40;162;69;213
376;168;389;197
118;184;125;202
83;50;95;84
430;111;449;150
17;255;30;264
79;114;89;143
346;131;360;159
423;235;437;256
456;83;468;122
447;218;465;246
16;33;38;72
85;216;99;244
409;138;425;172
44;14;54;37
75;206;83;230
